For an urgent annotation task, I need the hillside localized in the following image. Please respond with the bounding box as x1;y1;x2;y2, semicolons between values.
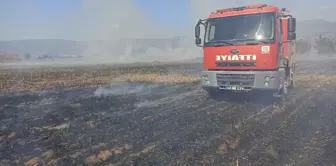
0;37;189;57
297;19;336;38
0;39;86;55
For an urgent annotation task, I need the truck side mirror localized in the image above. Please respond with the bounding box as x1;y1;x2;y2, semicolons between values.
288;17;296;32
195;25;200;38
288;32;296;40
195;38;201;45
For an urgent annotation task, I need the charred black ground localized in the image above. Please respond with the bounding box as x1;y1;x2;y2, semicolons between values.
0;60;335;166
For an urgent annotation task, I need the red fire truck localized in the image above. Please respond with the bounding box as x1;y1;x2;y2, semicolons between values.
195;4;296;98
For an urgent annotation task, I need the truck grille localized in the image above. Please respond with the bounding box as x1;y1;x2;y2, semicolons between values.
216;74;255;87
216;62;256;67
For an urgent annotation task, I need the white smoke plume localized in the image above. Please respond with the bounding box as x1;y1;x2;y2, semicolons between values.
1;0;335;67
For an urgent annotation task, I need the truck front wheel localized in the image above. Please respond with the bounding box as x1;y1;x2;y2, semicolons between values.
289;73;295;88
283;80;289;95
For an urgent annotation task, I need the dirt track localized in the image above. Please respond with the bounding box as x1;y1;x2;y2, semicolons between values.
0;60;336;166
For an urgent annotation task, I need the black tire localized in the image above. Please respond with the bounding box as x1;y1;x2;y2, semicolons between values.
289;66;295;88
283;81;289;95
273;81;289;101
278;80;290;102
289;74;295;88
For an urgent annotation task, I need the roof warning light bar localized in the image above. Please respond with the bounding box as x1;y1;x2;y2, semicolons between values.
215;4;268;13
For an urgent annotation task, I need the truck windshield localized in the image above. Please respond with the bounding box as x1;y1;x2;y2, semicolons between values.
204;12;275;45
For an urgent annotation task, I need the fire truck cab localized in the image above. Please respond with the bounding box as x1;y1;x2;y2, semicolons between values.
195;4;296;97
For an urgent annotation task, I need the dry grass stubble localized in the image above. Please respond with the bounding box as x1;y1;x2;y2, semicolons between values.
0;67;200;92
295;74;336;89
1;64;334;93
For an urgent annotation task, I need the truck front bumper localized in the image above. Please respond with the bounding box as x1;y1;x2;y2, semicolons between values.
200;70;285;91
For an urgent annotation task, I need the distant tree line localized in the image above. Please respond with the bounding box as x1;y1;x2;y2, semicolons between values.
24;53;31;60
295;39;311;54
295;34;336;56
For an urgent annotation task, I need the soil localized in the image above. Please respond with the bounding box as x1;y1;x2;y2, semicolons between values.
0;60;335;166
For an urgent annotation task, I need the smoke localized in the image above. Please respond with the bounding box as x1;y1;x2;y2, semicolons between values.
94;82;161;97
0;0;203;66
78;0;201;64
2;0;336;66
78;0;280;64
81;0;159;39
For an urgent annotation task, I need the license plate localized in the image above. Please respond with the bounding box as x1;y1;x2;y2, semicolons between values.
223;86;244;91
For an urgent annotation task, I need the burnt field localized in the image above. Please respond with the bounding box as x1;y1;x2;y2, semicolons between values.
0;60;336;166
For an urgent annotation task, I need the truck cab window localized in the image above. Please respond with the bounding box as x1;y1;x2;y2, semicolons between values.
204;12;275;44
207;24;216;41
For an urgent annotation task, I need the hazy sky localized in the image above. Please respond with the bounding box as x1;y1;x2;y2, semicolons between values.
0;0;335;40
